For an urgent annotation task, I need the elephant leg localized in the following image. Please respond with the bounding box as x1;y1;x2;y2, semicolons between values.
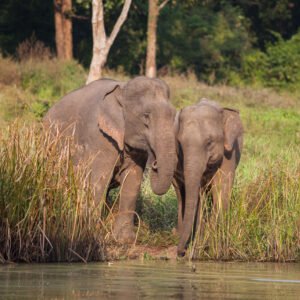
113;161;145;244
212;158;236;212
89;153;120;204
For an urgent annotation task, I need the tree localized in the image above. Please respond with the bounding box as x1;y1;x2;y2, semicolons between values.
86;0;132;84
54;0;73;60
145;0;169;78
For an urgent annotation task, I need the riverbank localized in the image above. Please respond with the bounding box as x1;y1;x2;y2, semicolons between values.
2;261;300;298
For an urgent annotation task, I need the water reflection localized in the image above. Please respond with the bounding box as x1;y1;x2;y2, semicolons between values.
1;261;300;299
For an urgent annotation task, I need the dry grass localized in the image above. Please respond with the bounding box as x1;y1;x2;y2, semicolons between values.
0;55;20;86
0;57;299;262
0;123;121;262
189;161;300;262
163;73;300;110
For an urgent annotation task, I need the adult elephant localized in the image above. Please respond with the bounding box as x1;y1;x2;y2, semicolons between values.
44;76;177;243
173;99;243;256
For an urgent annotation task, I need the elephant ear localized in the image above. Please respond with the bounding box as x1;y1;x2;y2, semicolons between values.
98;85;125;152
223;108;243;152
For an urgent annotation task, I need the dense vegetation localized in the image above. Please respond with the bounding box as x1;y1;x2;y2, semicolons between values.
1;0;300;91
0;57;299;262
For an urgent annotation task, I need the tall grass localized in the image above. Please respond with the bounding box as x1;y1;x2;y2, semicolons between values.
0;57;299;262
190;159;300;261
0;124;115;263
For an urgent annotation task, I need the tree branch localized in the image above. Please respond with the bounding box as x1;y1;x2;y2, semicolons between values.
106;0;132;49
158;0;169;11
70;14;89;21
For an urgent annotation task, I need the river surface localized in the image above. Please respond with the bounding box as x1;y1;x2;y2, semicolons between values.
1;261;300;299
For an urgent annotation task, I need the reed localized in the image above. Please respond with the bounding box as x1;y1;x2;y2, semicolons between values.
1;123;299;262
189;158;300;261
0;123;115;262
0;57;299;262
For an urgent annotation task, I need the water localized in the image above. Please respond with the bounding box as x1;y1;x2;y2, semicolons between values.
1;261;300;299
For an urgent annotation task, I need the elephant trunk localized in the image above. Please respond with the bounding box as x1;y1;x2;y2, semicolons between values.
149;119;177;196
177;150;206;256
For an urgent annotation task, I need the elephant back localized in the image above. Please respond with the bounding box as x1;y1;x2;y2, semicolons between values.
43;79;124;143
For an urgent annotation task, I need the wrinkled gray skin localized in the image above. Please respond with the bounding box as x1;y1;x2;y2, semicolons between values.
44;76;177;243
173;99;243;256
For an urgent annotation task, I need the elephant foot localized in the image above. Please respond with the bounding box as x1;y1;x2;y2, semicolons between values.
177;246;186;257
113;218;136;244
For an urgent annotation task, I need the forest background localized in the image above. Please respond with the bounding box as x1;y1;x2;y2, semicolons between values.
1;0;300;90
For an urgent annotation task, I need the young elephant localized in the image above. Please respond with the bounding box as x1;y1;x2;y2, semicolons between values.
44;76;177;244
173;99;243;256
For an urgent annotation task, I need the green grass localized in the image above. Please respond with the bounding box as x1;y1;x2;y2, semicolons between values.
0;56;299;262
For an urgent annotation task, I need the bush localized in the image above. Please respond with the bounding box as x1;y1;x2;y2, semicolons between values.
20;59;86;102
0;55;20;86
0;56;87;122
234;31;300;92
20;59;86;119
16;34;52;62
158;4;252;83
264;33;300;90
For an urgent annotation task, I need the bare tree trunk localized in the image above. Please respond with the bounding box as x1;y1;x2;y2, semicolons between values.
146;0;159;78
86;0;132;84
63;0;73;60
54;0;64;59
54;0;73;60
145;0;169;78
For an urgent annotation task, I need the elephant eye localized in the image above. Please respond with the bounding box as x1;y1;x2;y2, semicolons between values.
143;112;150;127
206;138;213;147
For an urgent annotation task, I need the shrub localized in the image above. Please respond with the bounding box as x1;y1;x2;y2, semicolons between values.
0;55;20;86
234;31;300;92
20;59;86;102
264;33;300;90
16;34;52;62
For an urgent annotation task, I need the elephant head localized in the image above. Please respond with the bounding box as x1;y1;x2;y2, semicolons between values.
98;76;177;195
177;99;243;256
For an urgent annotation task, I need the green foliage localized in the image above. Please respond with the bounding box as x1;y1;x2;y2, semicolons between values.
264;33;300;90
233;31;300;91
1;0;300;90
158;3;252;83
137;177;178;232
20;59;86;100
0;57;86;122
231;0;300;48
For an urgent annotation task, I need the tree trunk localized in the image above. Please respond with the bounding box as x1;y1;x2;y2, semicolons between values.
146;0;159;78
86;0;132;84
54;0;73;60
54;0;64;59
63;0;73;60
